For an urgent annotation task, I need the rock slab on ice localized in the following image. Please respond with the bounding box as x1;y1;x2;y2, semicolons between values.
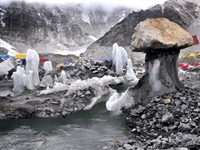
131;18;194;52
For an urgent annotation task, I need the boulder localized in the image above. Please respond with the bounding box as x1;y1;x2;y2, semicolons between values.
126;18;193;105
131;18;194;52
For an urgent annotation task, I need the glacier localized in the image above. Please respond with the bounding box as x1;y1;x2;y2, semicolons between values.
25;49;40;87
43;61;53;74
112;43;128;75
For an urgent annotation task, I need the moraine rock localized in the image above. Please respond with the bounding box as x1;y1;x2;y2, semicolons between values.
125;18;193;105
131;18;193;52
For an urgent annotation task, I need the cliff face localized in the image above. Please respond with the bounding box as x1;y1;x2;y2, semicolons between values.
85;0;200;58
0;1;132;52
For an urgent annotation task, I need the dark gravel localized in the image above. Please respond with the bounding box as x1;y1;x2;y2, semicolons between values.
120;71;200;149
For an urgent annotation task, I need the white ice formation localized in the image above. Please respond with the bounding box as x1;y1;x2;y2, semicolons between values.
11;49;40;95
112;43;128;75
25;49;40;87
149;59;162;92
43;61;53;74
106;88;135;111
59;70;67;84
125;58;139;82
11;66;25;95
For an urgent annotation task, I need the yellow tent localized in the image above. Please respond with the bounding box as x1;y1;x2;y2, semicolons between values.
186;53;196;57
15;53;26;59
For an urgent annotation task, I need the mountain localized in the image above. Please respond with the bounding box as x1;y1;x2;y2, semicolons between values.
85;0;200;58
0;1;132;53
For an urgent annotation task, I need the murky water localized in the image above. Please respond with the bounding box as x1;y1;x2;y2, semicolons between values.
0;102;129;150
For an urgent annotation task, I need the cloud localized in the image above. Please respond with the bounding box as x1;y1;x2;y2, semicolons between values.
0;0;167;11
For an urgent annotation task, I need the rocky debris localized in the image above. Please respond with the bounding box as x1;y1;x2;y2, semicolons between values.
86;0;199;58
0;55;139;119
118;17;200;150
131;18;194;52
121;71;200;149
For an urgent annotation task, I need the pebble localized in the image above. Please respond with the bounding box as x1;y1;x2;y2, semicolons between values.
162;112;174;125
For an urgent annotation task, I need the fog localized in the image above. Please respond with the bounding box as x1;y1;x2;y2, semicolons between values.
0;0;167;11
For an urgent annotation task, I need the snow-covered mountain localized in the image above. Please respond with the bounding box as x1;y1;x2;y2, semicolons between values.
0;1;132;53
85;0;200;58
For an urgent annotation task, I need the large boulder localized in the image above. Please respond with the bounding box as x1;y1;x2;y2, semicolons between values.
124;18;193;105
131;18;194;52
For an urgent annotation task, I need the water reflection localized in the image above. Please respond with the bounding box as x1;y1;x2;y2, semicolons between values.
0;102;129;150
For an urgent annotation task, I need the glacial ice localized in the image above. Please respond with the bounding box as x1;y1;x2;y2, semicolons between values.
59;70;67;84
11;49;40;93
112;43;128;75
106;88;135;111
115;46;123;75
39;82;69;95
43;61;53;74
39;75;123;96
178;68;187;81
125;58;138;82
112;43;118;69
26;49;40;87
40;75;54;87
11;66;24;95
26;70;35;90
149;59;162;92
119;46;128;67
39;73;136;111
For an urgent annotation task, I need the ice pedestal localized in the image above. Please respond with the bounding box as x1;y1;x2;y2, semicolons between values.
26;49;40;87
12;49;40;95
43;61;53;74
11;66;25;95
112;43;128;75
59;70;67;84
125;59;138;82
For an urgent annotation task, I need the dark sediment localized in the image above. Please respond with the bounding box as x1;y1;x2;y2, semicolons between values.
120;70;200;149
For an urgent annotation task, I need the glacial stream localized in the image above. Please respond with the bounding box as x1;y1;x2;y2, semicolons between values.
0;102;129;150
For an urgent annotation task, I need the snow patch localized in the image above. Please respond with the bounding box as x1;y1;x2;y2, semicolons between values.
117;10;126;23
0;39;18;56
81;12;91;25
0;58;15;76
88;35;98;41
53;47;86;56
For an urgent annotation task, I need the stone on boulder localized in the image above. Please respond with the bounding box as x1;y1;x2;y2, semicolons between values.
126;18;194;105
131;18;194;52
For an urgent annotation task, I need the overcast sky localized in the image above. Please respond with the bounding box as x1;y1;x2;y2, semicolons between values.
0;0;167;10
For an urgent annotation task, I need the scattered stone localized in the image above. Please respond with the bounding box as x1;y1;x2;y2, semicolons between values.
178;123;190;132
123;143;134;150
162;112;175;125
163;98;171;104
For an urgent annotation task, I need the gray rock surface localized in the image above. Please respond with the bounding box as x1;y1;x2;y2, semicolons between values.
131;18;193;52
0;1;132;52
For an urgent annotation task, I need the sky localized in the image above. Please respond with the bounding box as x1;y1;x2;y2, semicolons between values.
0;0;167;11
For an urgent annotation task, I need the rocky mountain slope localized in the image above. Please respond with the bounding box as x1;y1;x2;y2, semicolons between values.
0;1;132;53
85;0;200;58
